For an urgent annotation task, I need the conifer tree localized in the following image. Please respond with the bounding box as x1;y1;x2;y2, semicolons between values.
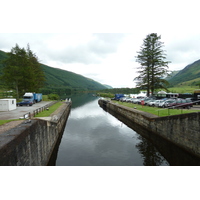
1;44;45;99
134;33;170;96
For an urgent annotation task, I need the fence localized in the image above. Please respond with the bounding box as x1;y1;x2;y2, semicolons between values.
23;101;58;119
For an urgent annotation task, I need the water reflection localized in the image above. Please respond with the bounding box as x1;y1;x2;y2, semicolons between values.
136;135;168;166
56;94;169;166
100;100;200;166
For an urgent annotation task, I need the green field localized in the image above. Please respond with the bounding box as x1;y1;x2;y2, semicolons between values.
167;86;199;94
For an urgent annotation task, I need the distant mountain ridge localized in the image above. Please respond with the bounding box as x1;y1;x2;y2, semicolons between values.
168;59;200;86
0;50;108;93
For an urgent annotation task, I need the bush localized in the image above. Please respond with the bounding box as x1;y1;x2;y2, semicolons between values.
48;93;60;100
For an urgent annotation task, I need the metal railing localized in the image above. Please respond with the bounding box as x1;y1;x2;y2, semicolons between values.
23;101;58;119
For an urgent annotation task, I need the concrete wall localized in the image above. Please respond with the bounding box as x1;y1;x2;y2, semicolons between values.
99;99;200;158
0;102;71;166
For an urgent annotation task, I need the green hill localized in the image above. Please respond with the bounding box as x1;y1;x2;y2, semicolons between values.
168;59;200;86
0;50;107;95
165;70;180;81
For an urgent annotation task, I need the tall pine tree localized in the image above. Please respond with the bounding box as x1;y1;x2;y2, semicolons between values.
134;33;170;96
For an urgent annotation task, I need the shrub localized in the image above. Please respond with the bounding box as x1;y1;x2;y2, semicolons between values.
48;93;60;100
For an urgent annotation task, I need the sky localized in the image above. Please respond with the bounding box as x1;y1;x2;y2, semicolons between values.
0;0;200;89
1;0;199;196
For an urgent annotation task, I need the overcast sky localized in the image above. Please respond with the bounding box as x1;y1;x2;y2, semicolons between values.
1;0;200;88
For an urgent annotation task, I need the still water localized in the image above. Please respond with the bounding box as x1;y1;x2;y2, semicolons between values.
55;93;200;166
56;93;169;166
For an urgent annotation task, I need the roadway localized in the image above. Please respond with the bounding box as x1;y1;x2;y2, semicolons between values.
0;101;52;120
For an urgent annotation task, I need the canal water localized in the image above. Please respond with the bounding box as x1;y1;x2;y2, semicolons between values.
55;93;200;166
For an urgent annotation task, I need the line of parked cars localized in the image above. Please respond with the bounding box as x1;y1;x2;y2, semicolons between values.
114;96;194;109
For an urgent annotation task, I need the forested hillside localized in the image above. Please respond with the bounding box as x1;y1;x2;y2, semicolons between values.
168;59;200;87
0;50;107;95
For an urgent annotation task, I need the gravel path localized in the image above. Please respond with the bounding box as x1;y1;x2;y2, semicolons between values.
0;120;24;135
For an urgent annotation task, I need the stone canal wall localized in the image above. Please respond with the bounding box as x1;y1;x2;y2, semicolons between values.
99;99;200;158
0;102;71;166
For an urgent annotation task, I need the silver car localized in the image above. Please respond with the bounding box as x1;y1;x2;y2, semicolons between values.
155;100;165;107
158;99;176;108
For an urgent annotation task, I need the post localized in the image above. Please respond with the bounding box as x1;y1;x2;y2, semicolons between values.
141;100;144;108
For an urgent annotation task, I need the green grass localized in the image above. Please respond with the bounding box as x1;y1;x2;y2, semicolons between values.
0;119;23;126
35;101;63;117
167;86;198;93
113;101;199;117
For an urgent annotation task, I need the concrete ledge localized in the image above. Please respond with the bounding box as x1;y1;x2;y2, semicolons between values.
0;102;71;166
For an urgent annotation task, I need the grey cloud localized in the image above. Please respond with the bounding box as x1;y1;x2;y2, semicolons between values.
90;33;126;55
0;33;126;65
45;33;126;65
166;35;200;65
47;45;102;65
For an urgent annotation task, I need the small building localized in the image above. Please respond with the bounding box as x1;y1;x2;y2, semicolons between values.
0;99;16;111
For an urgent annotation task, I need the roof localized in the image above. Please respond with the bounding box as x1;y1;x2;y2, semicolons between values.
0;99;16;100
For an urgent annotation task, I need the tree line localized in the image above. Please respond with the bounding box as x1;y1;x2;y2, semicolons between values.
0;44;45;99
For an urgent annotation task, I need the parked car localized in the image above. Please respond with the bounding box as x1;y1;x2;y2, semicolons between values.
154;100;165;107
119;97;127;102
147;99;157;107
124;98;133;102
137;98;146;105
132;98;141;104
166;98;193;109
17;100;33;106
158;99;176;108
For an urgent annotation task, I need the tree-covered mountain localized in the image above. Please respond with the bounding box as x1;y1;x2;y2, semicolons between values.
165;70;180;81
0;50;108;95
168;59;200;87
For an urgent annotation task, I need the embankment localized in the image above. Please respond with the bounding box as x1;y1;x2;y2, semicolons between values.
0;102;71;166
99;99;200;158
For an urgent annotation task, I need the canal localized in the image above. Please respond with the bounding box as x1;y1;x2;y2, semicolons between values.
54;93;200;166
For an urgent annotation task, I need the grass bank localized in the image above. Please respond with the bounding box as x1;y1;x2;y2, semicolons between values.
34;101;63;117
0;119;23;126
113;100;199;117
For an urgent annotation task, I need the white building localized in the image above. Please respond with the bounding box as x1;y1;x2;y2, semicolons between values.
0;99;16;111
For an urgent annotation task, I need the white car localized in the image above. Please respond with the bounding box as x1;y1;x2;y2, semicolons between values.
154;100;165;107
147;100;157;106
